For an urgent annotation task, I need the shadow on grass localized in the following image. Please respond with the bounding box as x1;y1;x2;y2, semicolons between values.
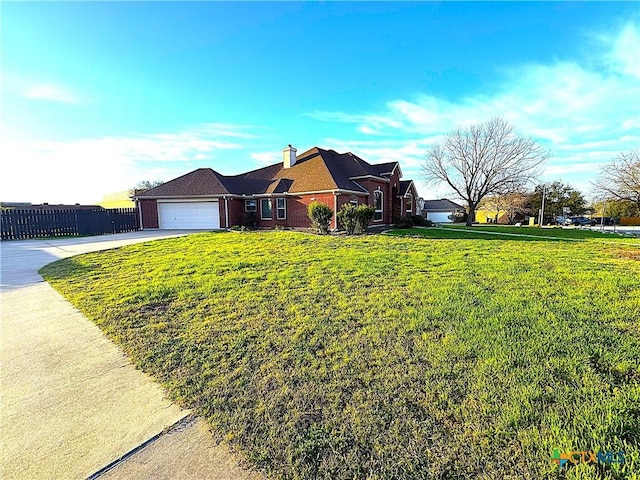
38;257;99;281
385;228;568;242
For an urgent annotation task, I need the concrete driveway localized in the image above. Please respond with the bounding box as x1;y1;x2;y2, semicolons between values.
1;231;262;479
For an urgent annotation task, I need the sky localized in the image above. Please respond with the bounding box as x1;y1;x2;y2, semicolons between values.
1;1;639;205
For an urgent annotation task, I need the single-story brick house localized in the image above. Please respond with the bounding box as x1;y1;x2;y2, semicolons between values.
134;145;418;230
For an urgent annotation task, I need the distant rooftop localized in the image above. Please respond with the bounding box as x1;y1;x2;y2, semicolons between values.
422;199;464;211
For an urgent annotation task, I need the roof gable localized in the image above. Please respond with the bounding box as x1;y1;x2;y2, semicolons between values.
233;148;339;194
317;149;400;192
137;168;231;197
370;161;401;178
271;150;339;193
423;199;465;211
399;180;416;197
134;147;411;198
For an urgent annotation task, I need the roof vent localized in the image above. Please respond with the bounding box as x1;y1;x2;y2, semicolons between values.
283;144;297;169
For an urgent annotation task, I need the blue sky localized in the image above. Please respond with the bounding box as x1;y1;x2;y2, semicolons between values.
2;1;639;204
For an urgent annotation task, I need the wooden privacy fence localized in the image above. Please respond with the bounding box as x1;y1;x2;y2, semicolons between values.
1;208;139;240
620;217;640;226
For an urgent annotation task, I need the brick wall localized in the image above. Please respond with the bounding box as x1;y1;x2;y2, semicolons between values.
358;179;393;224
228;198;246;227
218;199;229;228
388;170;401;222
139;199;158;228
273;193;336;229
402;183;418;218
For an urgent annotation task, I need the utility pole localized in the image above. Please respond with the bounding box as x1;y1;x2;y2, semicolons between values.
538;184;546;226
601;198;606;231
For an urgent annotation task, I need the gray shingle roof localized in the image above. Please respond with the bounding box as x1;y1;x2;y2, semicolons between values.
136;147;406;198
138;168;231;197
399;180;414;197
422;199;464;211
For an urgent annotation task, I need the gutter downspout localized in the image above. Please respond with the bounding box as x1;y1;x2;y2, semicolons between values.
224;196;229;229
136;199;143;230
334;192;338;230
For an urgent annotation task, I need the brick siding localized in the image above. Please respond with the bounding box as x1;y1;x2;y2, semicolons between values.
139;199;159;228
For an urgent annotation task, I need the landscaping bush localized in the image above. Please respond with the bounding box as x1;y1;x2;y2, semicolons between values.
308;201;333;234
244;211;257;229
337;204;358;235
448;211;467;223
393;215;428;229
393;215;414;228
354;205;375;234
410;215;428;226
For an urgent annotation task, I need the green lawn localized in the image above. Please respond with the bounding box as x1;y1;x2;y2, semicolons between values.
40;231;640;479
452;224;640;241
386;224;640;243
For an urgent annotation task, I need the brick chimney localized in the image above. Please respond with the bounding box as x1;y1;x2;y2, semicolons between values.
283;144;297;169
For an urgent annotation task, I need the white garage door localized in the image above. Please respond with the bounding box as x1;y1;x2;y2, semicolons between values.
158;202;220;229
427;212;453;223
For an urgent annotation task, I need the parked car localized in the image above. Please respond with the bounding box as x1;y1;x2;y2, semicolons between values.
591;216;615;226
563;216;596;226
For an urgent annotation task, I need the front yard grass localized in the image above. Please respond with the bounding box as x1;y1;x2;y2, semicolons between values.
385;224;640;243
443;224;640;242
40;231;639;479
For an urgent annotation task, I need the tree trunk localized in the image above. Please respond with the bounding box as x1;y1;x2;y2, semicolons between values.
466;205;475;226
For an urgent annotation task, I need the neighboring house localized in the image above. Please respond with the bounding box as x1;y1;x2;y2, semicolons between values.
421;199;465;223
134;146;419;230
475;209;528;224
475;209;506;224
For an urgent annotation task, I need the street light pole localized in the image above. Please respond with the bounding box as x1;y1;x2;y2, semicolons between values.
538;184;546;226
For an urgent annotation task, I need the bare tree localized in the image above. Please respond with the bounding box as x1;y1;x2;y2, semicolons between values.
480;191;531;224
423;118;548;226
503;191;532;224
594;150;640;214
478;194;509;223
135;179;165;192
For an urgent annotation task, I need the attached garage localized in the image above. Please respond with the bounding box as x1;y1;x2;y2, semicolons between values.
426;211;453;223
422;199;466;224
158;201;220;229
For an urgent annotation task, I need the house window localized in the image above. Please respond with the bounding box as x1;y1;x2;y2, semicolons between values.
350;195;358;206
405;194;413;215
276;198;286;220
245;199;257;212
261;198;272;219
373;190;383;221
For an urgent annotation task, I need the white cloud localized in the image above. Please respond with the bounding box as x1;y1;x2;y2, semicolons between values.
308;21;640;201
23;84;80;104
0;123;259;204
306;111;404;130
251;151;281;166
609;23;640;79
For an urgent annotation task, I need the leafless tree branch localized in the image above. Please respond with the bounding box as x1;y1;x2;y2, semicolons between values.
423;118;548;225
593;150;640;212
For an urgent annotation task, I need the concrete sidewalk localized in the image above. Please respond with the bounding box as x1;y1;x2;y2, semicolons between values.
1;231;263;479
